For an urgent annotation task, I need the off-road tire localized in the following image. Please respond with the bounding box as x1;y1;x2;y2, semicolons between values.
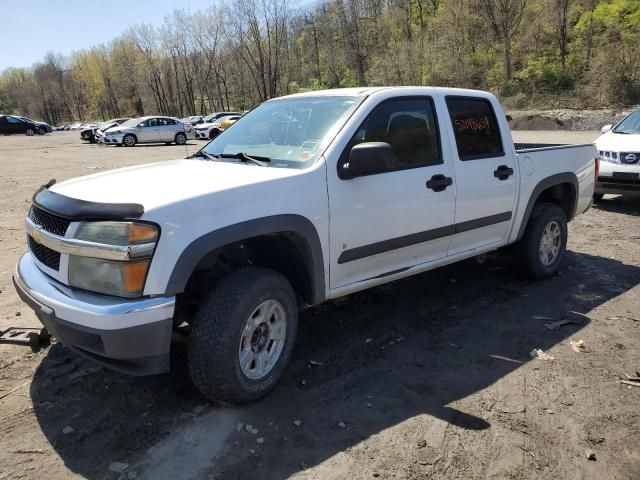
175;132;187;145
123;134;136;147
188;267;298;404
515;203;567;279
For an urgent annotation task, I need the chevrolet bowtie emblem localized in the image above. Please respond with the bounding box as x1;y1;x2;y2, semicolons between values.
31;227;43;244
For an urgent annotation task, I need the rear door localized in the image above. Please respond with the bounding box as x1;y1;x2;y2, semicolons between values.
328;96;456;289
444;96;517;255
159;118;178;141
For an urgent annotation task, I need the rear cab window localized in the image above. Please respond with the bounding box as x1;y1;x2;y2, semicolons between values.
445;97;504;160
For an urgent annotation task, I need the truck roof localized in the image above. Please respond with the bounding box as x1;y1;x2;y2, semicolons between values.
276;86;495;100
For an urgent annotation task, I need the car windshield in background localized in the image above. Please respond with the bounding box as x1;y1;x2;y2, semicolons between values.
613;111;640;134
201;96;362;168
119;118;141;128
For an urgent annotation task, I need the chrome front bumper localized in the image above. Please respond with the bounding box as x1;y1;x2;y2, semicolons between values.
14;253;176;375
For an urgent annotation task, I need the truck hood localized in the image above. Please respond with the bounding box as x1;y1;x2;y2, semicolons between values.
594;131;640;151
49;159;300;212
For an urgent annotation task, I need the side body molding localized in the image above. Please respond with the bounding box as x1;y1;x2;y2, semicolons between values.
164;215;326;304
515;172;579;242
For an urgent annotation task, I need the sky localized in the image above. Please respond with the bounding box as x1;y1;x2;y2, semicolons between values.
0;0;219;71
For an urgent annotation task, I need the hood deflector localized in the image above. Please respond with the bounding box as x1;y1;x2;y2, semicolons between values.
33;186;144;220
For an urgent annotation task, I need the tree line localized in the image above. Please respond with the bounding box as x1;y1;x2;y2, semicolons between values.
0;0;638;124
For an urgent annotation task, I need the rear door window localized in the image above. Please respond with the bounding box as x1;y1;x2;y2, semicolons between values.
446;97;504;160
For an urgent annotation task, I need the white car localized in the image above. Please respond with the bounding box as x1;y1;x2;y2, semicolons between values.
193;112;242;140
103;116;190;147
594;109;640;199
14;87;596;404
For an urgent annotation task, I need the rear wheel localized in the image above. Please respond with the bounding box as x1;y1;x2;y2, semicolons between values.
209;128;220;140
175;132;187;145
515;203;567;279
123;134;136;147
189;267;298;404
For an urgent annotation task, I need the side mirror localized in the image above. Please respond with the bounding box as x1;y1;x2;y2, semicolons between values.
137;123;144;128
601;124;612;133
341;142;395;179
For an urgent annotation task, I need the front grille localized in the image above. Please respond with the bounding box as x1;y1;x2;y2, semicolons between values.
29;206;71;237
620;152;639;165
28;235;60;270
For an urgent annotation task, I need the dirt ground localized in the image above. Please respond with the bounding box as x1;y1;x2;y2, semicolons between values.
1;131;639;480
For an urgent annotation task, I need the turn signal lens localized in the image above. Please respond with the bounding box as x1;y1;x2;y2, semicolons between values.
128;223;158;244
123;261;151;295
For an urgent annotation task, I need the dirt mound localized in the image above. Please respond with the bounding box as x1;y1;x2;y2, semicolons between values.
509;114;564;130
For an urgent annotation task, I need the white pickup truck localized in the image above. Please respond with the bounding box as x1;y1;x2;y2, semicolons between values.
14;87;597;404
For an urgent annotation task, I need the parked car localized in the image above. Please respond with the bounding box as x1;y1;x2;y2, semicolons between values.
219;115;241;131
81;118;129;143
101;116;190;146
16;116;52;134
180;115;203;126
13;87;597;405
594;109;640;200
0;115;42;135
193;113;242;139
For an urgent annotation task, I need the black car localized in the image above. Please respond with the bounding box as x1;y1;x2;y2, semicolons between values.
17;116;52;133
81;118;129;143
0;115;41;135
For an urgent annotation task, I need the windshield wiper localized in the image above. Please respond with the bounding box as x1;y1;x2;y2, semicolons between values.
218;152;271;167
190;150;219;161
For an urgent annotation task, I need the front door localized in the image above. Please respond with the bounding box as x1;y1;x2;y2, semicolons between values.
444;96;518;255
139;118;162;143
328;96;456;289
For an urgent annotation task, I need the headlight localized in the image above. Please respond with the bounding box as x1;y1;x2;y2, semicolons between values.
68;222;158;297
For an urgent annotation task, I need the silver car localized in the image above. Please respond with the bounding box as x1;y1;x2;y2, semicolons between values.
103;116;191;147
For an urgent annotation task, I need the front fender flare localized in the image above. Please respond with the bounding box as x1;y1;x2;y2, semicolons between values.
164;214;326;304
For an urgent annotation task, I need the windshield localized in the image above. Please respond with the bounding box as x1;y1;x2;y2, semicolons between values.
201;96;362;168
119;118;143;128
613;111;640;134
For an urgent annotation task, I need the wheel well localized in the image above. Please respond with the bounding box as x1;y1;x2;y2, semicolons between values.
180;233;314;318
534;182;576;220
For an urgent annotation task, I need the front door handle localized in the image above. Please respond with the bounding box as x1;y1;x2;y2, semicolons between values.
494;165;514;180
426;174;453;192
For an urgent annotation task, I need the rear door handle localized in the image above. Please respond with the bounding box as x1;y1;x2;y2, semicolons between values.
494;165;514;180
426;174;453;192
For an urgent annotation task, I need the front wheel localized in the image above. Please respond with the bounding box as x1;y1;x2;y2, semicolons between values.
123;134;136;147
25;128;35;136
175;132;187;145
189;267;298;404
515;203;567;279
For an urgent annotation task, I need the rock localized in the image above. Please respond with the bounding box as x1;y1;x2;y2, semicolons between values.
256;437;265;444
15;312;21;316
245;424;253;433
249;449;255;454
338;421;347;428
251;428;259;435
293;420;302;427
530;349;555;361
365;338;373;343
366;403;373;408
570;339;586;353
308;360;323;366
62;426;74;434
300;462;307;470
109;462;129;473
193;404;207;415
543;409;554;414
417;440;427;449
585;450;597;461
236;422;244;432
